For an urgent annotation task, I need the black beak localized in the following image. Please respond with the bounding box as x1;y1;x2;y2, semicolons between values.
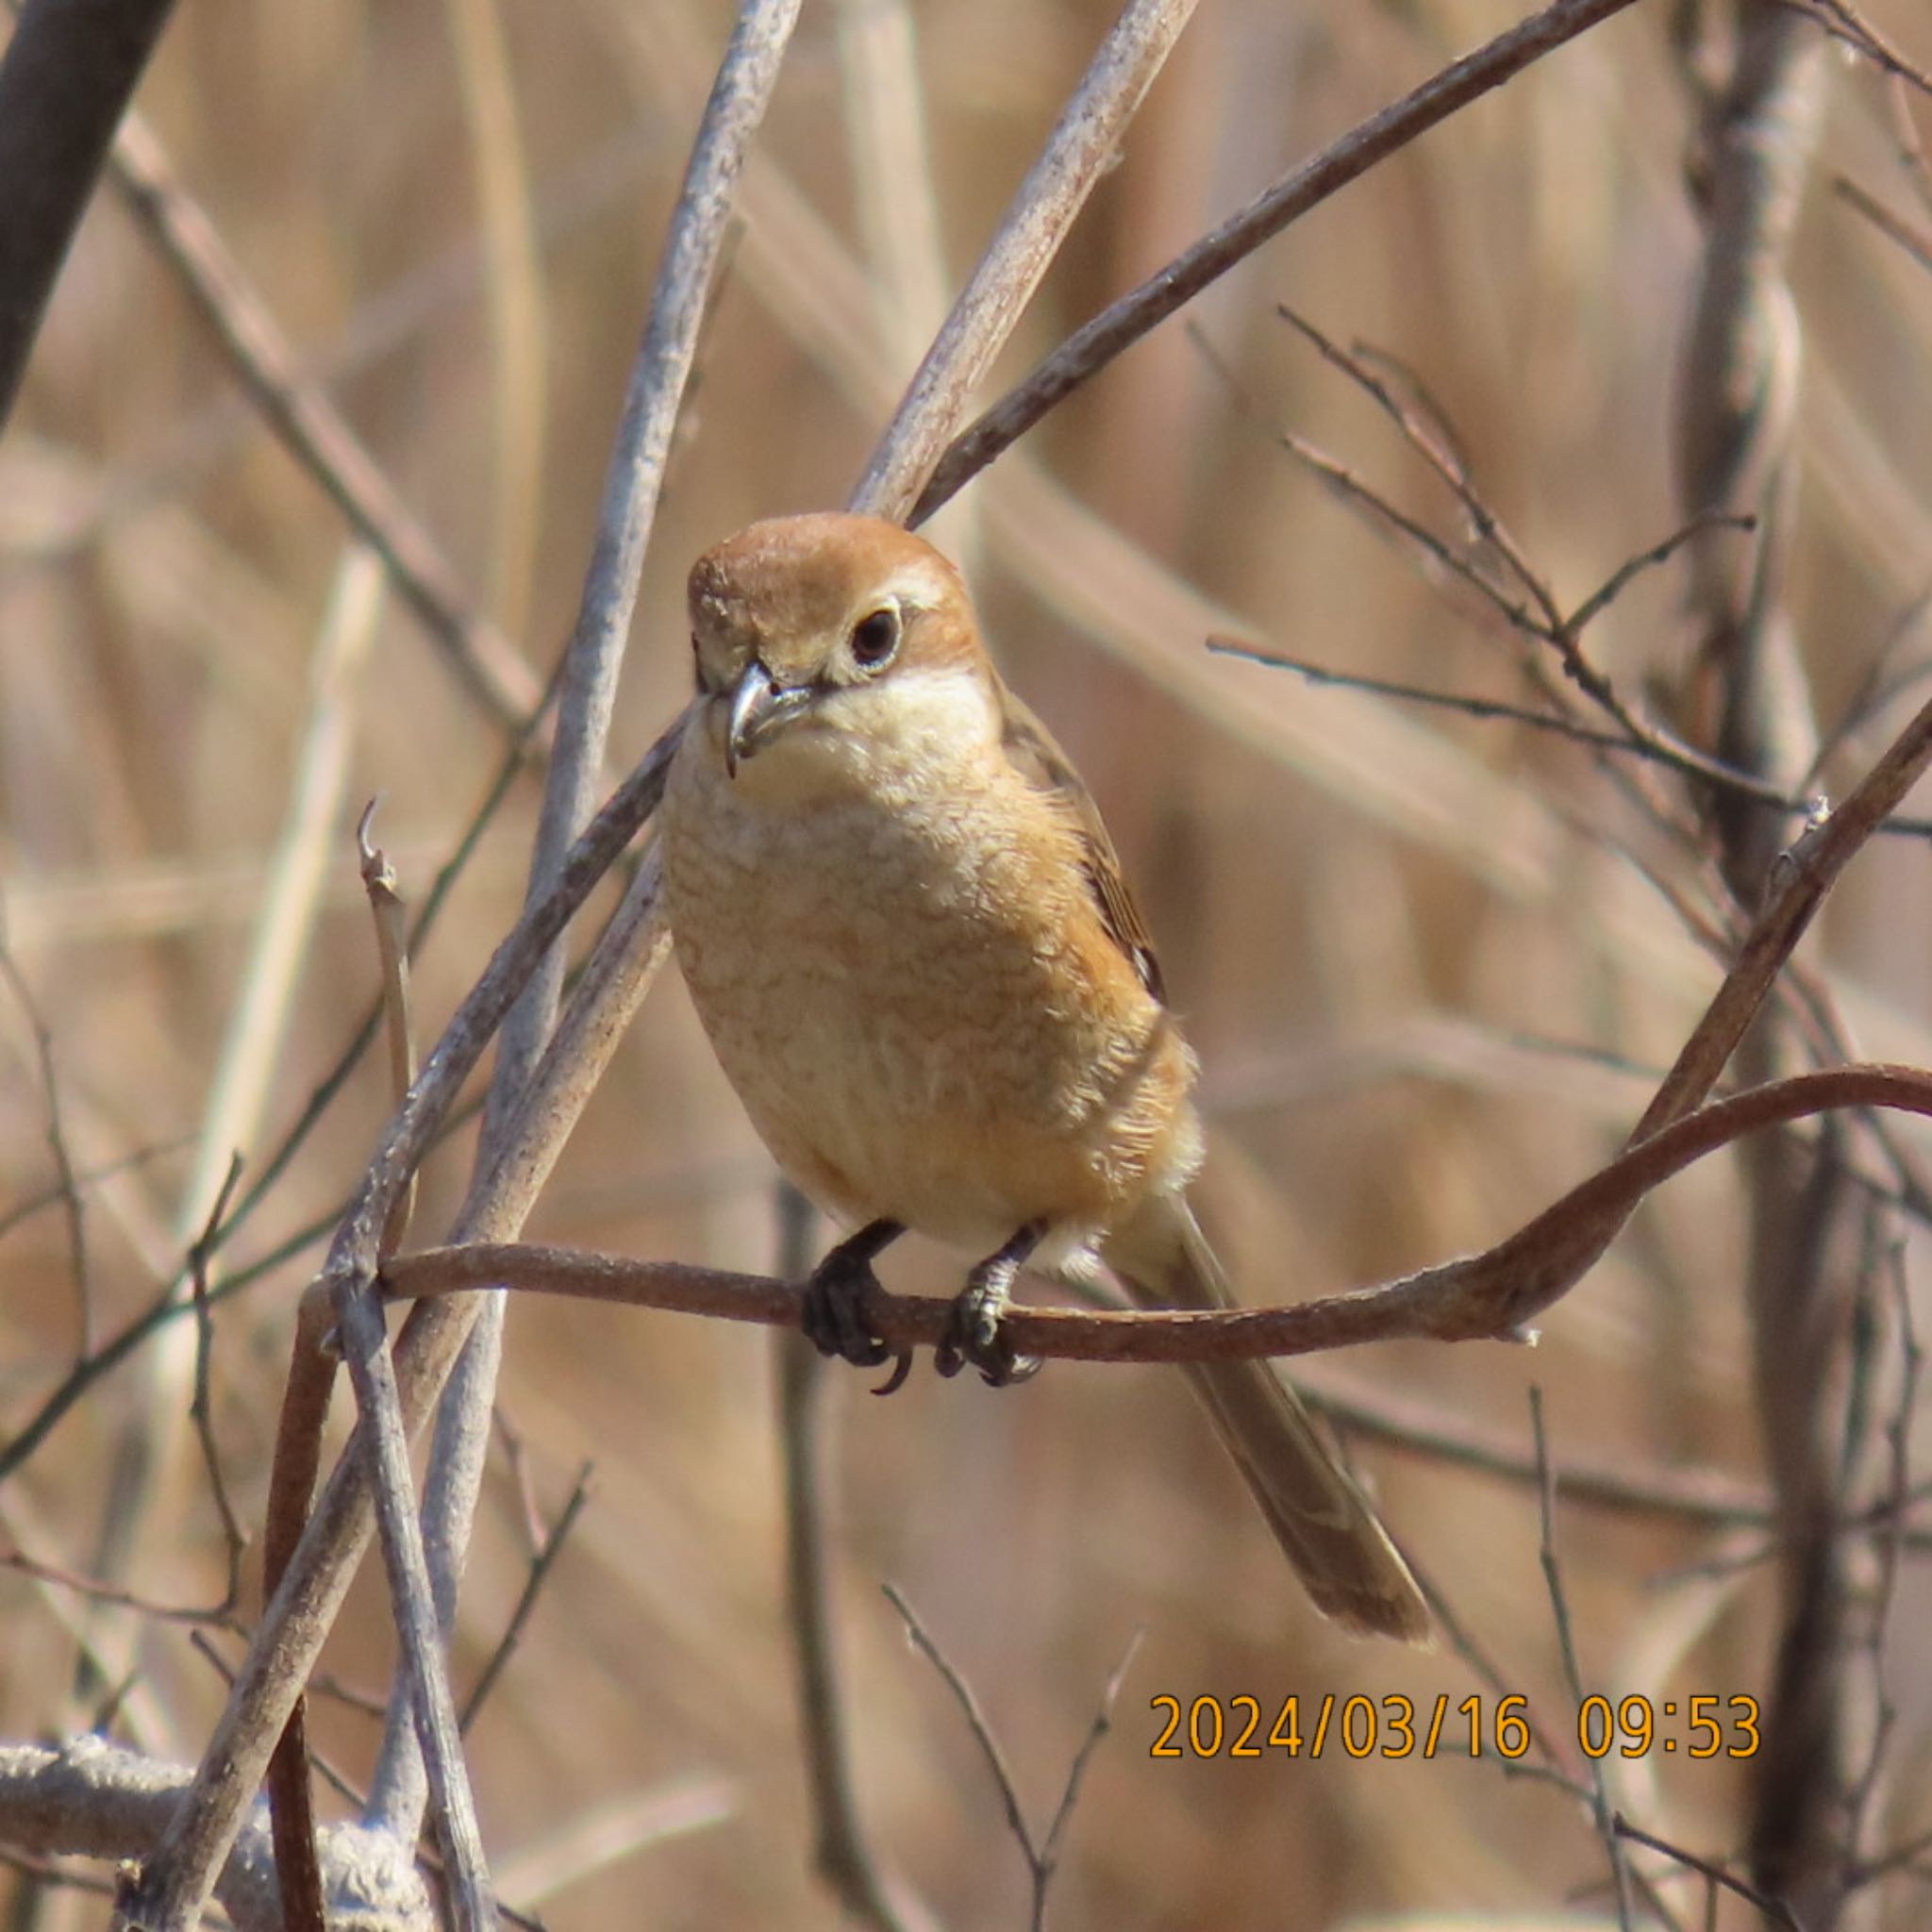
724;660;809;777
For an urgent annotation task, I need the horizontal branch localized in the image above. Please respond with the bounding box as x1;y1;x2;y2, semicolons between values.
386;1063;1932;1366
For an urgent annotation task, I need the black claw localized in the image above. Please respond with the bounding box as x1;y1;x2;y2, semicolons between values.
869;1350;915;1397
936;1223;1046;1386
801;1219;904;1370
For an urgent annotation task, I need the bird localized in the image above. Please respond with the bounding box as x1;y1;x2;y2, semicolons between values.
658;509;1429;1643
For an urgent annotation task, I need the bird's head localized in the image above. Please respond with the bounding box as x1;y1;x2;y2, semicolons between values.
686;512;997;781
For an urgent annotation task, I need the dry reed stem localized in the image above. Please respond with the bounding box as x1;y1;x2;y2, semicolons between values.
115;731;674;1926
442;0;548;644
1672;8;1874;1921
851;0;1199;523
362;0;808;1864
105;112;543;729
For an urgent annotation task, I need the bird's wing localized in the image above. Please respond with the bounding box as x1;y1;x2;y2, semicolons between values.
998;686;1166;1003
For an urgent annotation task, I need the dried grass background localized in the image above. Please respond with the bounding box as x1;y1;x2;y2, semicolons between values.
3;0;1931;1925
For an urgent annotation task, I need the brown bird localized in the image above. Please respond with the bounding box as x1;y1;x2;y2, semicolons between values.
658;510;1428;1643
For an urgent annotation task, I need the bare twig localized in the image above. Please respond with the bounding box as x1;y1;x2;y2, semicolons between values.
187;1153;249;1616
1036;1630;1141;1888
208;682;547;1264
1840;1242;1920;1885
1833;175;1932;274
1307;1375;1774;1525
458;1461;593;1733
884;1586;1137;1931
0;921;91;1349
1204;632;1931;837
1777;0;1932;95
1614;1813;1809;1929
0;1549;233;1628
0;1135;192;1246
1529;1391;1632;1931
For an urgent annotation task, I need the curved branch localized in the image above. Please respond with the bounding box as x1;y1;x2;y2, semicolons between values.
386;1063;1932;1365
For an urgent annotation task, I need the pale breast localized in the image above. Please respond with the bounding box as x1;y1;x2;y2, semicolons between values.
659;716;1198;1255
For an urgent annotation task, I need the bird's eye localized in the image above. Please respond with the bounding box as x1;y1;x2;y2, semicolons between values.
849;606;901;670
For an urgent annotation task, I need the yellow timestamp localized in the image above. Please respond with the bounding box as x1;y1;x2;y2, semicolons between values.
1576;1693;1759;1760
1148;1692;1761;1760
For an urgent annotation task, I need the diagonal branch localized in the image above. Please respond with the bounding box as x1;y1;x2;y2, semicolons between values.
911;0;1645;521
0;0;180;425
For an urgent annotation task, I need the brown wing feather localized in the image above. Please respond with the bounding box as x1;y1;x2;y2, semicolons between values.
999;686;1166;1003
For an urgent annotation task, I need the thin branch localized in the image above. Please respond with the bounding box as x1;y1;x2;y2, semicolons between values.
1303;1367;1775;1521
208;680;548;1262
458;1462;593;1733
0;1135;192;1246
1841;1241;1921;1882
883;1587;1134;1931
1530;1391;1632;1931
187;1154;250;1616
0;1549;236;1629
1777;0;1932;95
1201;634;1927;835
0;924;92;1350
1036;1630;1141;1885
1833;174;1932;274
1613;1814;1809;1929
912;0;1645;520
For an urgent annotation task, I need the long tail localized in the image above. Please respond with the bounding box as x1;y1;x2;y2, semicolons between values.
1106;1195;1430;1644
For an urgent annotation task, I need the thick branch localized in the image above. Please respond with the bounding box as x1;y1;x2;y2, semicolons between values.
0;0;178;424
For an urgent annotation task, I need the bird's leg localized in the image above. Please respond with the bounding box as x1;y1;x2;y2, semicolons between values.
936;1221;1047;1387
802;1218;905;1370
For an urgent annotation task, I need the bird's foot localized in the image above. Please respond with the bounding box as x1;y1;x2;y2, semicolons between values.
802;1219;905;1377
936;1223;1045;1387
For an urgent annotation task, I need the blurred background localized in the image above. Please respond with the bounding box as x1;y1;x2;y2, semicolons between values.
2;0;1931;1924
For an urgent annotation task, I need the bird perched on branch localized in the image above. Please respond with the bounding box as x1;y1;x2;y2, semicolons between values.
658;510;1427;1643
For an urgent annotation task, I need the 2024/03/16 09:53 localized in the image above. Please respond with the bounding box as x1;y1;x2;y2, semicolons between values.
1148;1691;1761;1760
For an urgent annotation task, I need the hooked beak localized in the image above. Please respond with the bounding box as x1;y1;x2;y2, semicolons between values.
724;659;811;777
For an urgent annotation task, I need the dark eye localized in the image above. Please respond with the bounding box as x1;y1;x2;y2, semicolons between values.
849;606;901;670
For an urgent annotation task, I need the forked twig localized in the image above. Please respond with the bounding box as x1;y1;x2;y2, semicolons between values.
884;1585;1139;1931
